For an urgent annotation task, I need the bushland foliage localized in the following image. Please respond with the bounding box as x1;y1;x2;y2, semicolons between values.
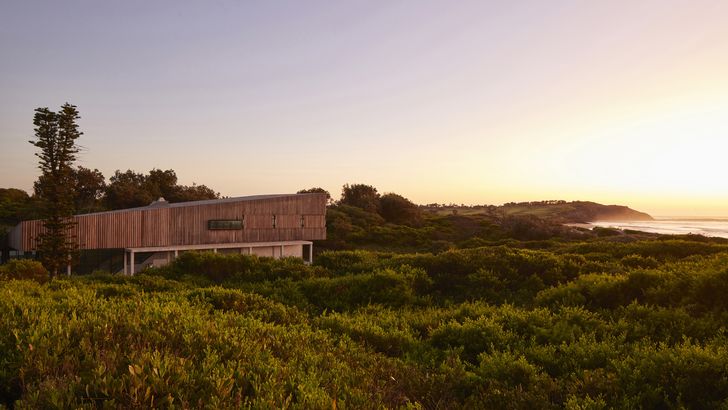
2;237;728;408
0;259;48;282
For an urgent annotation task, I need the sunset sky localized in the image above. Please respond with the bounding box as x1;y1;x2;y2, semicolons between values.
1;1;727;216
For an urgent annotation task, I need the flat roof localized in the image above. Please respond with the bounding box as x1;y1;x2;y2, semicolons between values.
77;193;320;217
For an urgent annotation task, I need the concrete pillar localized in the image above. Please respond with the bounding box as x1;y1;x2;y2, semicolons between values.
174;250;179;259
308;244;313;264
67;264;71;276
130;251;135;275
249;246;253;255
213;248;217;253
123;251;127;275
280;245;285;258
167;251;171;264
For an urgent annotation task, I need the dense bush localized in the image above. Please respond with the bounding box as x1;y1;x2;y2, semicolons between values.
0;259;49;282
379;193;423;226
150;252;326;283
1;237;728;407
0;280;441;408
297;266;432;312
187;287;307;325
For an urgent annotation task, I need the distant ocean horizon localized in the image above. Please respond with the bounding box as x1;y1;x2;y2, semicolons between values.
590;218;728;239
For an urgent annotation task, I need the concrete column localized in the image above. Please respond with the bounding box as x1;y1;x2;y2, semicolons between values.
67;264;71;276
308;244;313;264
249;246;253;255
130;251;135;275
174;250;179;259
213;248;217;253
167;251;171;264
280;245;285;258
123;251;127;275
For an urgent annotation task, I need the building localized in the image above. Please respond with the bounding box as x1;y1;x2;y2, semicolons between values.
5;193;327;274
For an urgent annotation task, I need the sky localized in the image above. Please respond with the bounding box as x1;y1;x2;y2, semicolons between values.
1;0;727;217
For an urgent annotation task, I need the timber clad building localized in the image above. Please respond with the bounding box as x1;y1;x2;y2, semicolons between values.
6;193;327;274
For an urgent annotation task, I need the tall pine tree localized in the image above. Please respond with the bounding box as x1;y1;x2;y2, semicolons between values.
29;103;82;276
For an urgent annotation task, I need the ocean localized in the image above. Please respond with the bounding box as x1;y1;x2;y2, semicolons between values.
590;218;728;239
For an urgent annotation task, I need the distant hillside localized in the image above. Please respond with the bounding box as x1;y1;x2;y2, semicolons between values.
499;200;653;223
425;200;653;223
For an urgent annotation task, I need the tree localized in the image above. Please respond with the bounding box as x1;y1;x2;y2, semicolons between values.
146;168;179;200
297;187;332;204
172;183;219;202
379;193;423;226
0;188;41;264
104;169;219;210
340;184;380;213
71;167;106;213
29;103;82;276
105;170;153;209
0;188;39;226
34;166;106;214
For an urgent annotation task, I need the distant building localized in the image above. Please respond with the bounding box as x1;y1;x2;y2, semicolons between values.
5;193;327;274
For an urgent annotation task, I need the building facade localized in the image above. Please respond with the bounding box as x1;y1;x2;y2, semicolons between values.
6;193;327;274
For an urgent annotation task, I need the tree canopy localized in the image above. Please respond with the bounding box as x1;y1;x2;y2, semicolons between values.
105;169;218;210
340;184;380;213
379;193;422;226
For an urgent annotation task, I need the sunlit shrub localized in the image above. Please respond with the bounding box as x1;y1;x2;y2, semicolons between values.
620;254;659;269
467;351;559;409
188;287;307;325
298;266;431;312
611;340;728;409
0;259;49;283
317;309;419;357
429;317;514;363
314;250;386;274
152;252;325;283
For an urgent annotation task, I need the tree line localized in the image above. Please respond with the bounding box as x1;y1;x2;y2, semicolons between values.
1;168;219;225
298;183;423;226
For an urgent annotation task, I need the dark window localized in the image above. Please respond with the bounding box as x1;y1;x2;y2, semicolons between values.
300;215;305;228
208;220;243;230
272;215;277;228
302;244;312;263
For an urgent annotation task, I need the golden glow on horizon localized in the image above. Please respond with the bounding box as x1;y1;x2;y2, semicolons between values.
2;2;727;217
392;89;728;217
396;60;728;217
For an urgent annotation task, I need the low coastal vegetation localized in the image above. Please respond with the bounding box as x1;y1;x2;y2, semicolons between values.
3;182;728;407
2;236;728;408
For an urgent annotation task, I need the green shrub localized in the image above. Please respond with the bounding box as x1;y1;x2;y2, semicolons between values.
429;317;515;363
298;266;432;312
187;287;307;325
467;351;559;409
154;252;324;283
317;308;419;357
611;340;728;409
314;250;386;274
592;227;621;237
0;259;49;283
620;254;659;269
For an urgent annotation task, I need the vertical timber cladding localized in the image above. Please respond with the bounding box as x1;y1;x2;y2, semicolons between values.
167;194;327;246
12;193;327;252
